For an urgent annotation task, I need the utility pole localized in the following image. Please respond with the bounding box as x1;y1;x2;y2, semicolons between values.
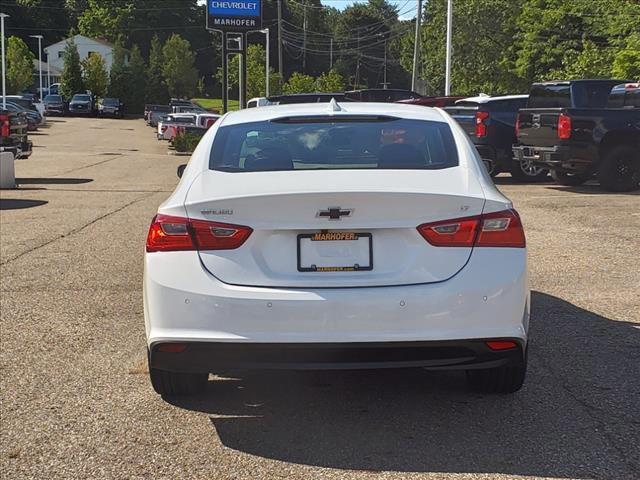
30;35;44;101
277;0;283;75
355;34;360;89
302;3;307;74
411;0;423;92
1;13;8;109
445;0;453;95
329;38;333;70
383;39;387;88
46;52;50;91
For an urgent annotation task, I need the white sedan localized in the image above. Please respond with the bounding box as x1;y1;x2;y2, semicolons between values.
144;101;530;396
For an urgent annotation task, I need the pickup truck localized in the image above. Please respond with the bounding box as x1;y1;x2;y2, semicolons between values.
0;110;33;159
513;80;639;192
445;94;533;179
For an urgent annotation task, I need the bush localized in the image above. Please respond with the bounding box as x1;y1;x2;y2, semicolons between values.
173;132;203;153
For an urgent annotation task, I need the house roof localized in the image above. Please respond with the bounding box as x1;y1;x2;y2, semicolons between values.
44;34;113;52
32;58;62;76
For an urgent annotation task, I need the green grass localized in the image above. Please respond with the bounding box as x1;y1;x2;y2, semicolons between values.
191;98;239;112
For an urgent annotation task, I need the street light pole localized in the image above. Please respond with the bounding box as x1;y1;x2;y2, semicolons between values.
1;13;8;109
30;34;44;101
445;0;453;95
260;28;270;97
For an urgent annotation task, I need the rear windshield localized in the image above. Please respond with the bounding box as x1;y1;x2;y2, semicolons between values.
210;118;458;172
527;84;571;108
102;98;119;106
73;95;90;101
45;95;62;102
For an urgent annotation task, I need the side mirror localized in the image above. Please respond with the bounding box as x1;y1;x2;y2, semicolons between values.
177;164;187;178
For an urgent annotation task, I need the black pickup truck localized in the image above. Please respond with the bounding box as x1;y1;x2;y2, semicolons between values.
513;80;640;192
445;95;535;179
0;110;32;159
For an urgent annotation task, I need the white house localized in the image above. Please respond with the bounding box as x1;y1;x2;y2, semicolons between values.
44;34;115;74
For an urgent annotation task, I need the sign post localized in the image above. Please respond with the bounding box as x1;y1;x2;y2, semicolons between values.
206;0;262;111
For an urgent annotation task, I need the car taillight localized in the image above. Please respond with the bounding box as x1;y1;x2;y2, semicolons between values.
557;113;572;139
474;111;489;137
146;214;252;252
515;114;520;138
0;115;9;137
417;209;525;248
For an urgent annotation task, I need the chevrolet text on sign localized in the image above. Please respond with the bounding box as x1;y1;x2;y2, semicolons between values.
207;0;262;31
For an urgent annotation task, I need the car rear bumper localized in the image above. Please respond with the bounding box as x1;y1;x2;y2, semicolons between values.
144;249;529;369
149;339;526;372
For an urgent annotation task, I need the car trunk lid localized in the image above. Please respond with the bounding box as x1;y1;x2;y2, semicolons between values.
184;169;486;288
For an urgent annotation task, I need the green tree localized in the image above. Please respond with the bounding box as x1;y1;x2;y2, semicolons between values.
283;72;317;94
107;40;130;99
221;45;273;99
612;34;640;79
145;35;168;104
127;45;147;113
81;54;108;98
77;0;134;43
162;34;198;99
6;36;34;93
59;38;84;99
316;69;345;92
547;41;613;80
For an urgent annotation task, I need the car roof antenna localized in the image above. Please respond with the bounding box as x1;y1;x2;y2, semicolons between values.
328;97;343;112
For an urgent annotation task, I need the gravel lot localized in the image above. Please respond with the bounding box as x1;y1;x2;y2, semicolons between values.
1;117;639;480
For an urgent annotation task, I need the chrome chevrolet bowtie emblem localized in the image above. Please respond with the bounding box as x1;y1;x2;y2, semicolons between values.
317;207;353;220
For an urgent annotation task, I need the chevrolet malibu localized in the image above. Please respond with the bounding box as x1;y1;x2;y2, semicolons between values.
144;101;530;396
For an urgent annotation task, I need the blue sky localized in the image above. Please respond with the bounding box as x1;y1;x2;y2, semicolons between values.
323;0;417;18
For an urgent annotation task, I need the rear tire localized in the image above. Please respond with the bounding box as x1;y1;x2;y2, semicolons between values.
466;355;527;394
550;169;591;186
149;362;207;396
510;159;548;182
597;145;640;192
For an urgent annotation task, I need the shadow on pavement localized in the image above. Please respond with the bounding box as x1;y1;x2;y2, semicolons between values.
168;292;640;479
493;175;552;185
546;184;640;195
16;178;93;185
0;199;48;210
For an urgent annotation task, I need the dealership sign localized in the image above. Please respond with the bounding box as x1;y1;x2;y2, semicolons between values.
207;0;262;31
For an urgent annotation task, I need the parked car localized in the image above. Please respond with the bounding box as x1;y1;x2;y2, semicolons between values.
43;94;66;116
98;97;124;118
172;104;207;114
0;110;32;159
397;95;464;108
144;102;529;396
68;93;95;116
445;94;534;179
157;113;197;141
345;88;422;102
4;102;42;130
513;79;639;192
147;105;171;127
247;97;270;108
7;94;45;117
195;113;221;129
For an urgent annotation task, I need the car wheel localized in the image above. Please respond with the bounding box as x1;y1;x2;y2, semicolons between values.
597;145;640;192
466;353;527;394
149;366;208;396
509;159;548;182
550;169;591;186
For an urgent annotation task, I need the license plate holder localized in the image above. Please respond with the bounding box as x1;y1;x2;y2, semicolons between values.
297;232;373;272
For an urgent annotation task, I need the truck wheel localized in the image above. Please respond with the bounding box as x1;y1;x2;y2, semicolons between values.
510;159;548;182
466;358;527;394
481;157;500;177
550;169;591;186
597;145;640;192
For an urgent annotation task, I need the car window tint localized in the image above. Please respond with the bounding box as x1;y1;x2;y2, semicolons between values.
527;85;571;108
210;118;458;172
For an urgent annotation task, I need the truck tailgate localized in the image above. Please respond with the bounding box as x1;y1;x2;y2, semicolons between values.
517;108;562;147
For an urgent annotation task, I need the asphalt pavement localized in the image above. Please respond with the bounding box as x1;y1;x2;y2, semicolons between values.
1;117;639;480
